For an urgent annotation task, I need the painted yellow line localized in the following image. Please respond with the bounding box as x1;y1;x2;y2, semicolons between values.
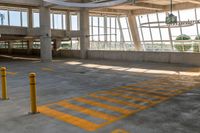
41;67;54;72
90;94;146;109
7;72;17;75
74;97;133;114
111;129;129;133
98;91;155;104
116;88;166;100
123;86;173;97
57;101;117;121
38;106;100;131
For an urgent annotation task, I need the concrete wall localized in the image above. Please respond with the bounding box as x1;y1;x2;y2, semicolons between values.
1;49;200;66
0;49;80;58
87;50;200;66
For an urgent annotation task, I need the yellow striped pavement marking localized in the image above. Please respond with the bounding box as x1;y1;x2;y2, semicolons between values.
7;72;17;75
38;76;199;131
98;91;155;104
38;106;100;131
111;129;129;133
57;100;117;121
123;86;174;97
41;67;54;72
90;94;146;109
74;97;133;114
115;88;167;100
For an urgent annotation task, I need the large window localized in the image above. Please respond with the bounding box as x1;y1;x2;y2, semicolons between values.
137;8;200;52
0;8;28;27
89;15;134;51
70;12;79;31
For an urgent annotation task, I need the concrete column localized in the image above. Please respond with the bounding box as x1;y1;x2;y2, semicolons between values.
40;6;52;62
27;40;33;54
8;41;13;54
55;39;61;51
128;13;142;51
66;11;70;32
28;8;33;29
80;8;90;59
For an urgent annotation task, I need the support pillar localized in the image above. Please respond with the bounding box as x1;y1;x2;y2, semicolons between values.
80;8;90;59
128;12;142;51
55;39;61;51
27;40;33;55
28;8;33;33
40;6;52;62
8;41;13;54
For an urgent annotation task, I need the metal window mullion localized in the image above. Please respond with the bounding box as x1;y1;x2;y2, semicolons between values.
53;13;55;29
91;16;94;41
98;16;100;49
118;16;125;51
138;16;145;50
110;17;112;50
104;15;107;42
178;11;183;34
8;10;10;26
195;8;199;35
20;10;23;27
165;12;173;51
147;14;154;51
117;17;124;42
156;13;163;50
98;17;100;42
126;16;132;50
61;13;64;30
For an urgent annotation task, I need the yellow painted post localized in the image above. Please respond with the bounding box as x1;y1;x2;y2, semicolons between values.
29;73;38;114
1;67;9;100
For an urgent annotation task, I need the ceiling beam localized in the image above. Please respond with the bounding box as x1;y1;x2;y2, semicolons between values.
133;2;200;15
133;3;164;10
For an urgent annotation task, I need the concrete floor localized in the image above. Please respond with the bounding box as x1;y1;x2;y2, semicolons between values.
0;55;200;133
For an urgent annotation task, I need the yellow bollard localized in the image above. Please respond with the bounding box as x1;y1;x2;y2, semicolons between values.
29;73;38;114
1;67;9;100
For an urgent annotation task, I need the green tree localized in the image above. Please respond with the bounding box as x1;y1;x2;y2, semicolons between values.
174;34;191;52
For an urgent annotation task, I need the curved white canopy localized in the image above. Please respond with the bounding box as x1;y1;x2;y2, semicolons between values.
43;0;128;8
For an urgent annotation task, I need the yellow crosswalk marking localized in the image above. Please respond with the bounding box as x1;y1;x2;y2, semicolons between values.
74;97;133;114
57;101;117;121
99;91;155;104
41;67;54;72
38;106;100;131
38;76;199;132
116;88;166;100
7;72;17;75
90;94;146;109
123;86;173;97
111;129;129;133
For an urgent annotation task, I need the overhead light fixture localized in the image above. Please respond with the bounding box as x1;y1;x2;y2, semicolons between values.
165;0;177;24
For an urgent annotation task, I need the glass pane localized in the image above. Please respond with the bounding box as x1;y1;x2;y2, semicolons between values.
50;14;53;29
120;17;128;29
9;11;21;26
171;28;181;40
99;17;104;27
161;28;170;40
63;14;66;30
22;12;28;27
151;28;161;40
0;10;8;25
33;12;40;28
71;13;78;31
54;14;62;29
142;28;151;41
